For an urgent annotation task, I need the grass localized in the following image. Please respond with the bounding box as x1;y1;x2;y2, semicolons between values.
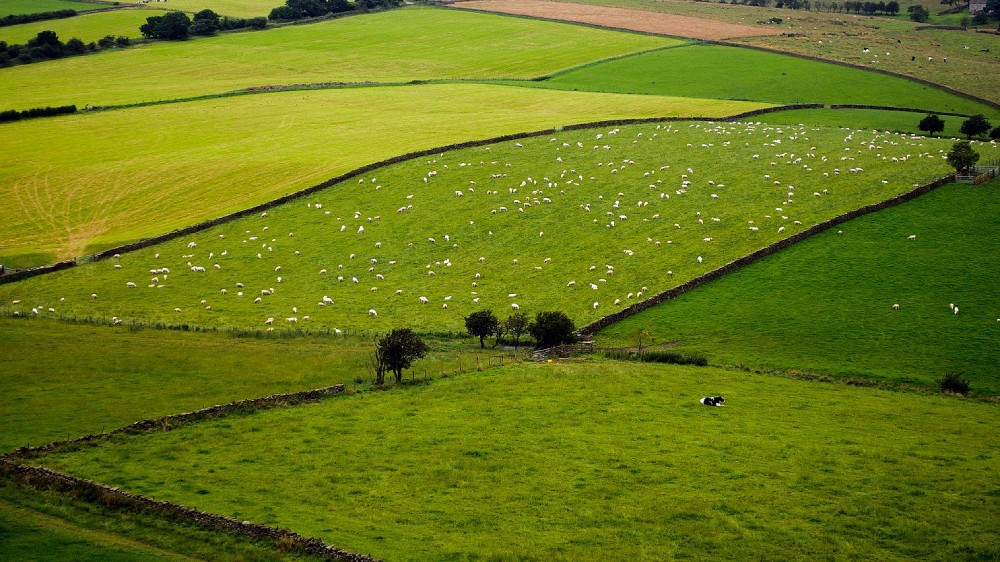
0;0;105;17
540;43;998;117
0;315;511;452
0;6;677;110
0;84;764;265
143;0;286;18
1;120;960;334
597;179;1000;395
31;360;1000;560
0;7;164;44
763;107;975;136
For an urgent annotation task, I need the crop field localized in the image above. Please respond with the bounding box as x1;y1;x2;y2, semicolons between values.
2;121;956;332
31;360;1000;560
542;43;998;117
0;84;761;266
0;7;165;44
0;0;105;16
598;177;1000;394
0;6;676;110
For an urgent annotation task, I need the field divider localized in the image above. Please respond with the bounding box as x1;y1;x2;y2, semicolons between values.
578;173;956;337
0;382;382;561
0;107;819;285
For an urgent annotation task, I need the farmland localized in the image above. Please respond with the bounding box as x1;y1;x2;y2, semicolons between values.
0;0;105;16
32;361;1000;560
0;7;163;44
2;1;999;560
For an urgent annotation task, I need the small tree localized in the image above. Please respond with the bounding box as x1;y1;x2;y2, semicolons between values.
505;311;528;349
65;37;85;54
190;9;220;35
946;140;980;173
465;309;498;349
907;5;929;21
140;12;191;40
990;126;1000;140
938;371;970;395
918;114;945;136
373;328;428;384
528;311;577;349
960;114;992;139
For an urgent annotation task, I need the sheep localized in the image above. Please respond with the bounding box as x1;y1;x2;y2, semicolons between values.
567;281;576;287
908;235;917;240
322;295;334;304
511;303;520;310
593;302;599;309
174;308;182;313
319;269;328;275
370;287;378;293
254;297;262;304
443;303;449;309
395;290;403;295
286;317;298;323
892;304;900;310
954;307;959;315
126;282;136;288
419;296;429;304
368;309;378;317
92;293;98;299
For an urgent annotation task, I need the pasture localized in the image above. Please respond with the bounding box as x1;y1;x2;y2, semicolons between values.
764;107;973;136
542;43;998;117
1;121;956;333
0;7;164;44
0;6;676;110
0;84;761;266
0;0;104;16
597;177;1000;395
144;0;285;18
33;360;1000;560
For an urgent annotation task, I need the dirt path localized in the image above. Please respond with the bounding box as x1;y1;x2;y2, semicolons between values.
452;0;785;40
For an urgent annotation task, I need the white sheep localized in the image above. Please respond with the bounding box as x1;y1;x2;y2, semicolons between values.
368;309;378;317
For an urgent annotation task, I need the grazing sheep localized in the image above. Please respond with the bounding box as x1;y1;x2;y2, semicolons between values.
286;317;297;323
511;303;520;310
368;309;378;317
892;304;900;310
593;302;599;309
126;282;136;288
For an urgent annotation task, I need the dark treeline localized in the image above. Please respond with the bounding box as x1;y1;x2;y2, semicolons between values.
717;0;900;14
0;31;130;67
0;105;77;123
268;0;401;22
0;9;77;28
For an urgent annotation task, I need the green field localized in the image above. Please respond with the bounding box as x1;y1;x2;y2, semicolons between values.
0;7;164;44
144;0;284;17
0;0;105;16
597;178;1000;395
31;360;1000;560
763;107;975;137
542;43;998;117
1;121;956;333
0;6;677;110
0;84;763;265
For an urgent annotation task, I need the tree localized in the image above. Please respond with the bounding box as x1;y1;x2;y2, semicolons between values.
65;37;85;53
465;310;498;349
373;328;428;385
990;126;1000;140
918;114;945;135
886;0;899;14
140;11;191;40
946;141;979;173
985;0;1000;15
908;5;929;21
505;311;528;349
528;311;577;349
268;5;301;20
960;114;991;139
190;9;220;35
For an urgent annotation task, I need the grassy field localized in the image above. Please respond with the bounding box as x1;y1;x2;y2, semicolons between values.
542;0;1000;103
0;0;105;16
597;179;1000;395
0;7;164;44
0;316;514;452
1;121;958;333
144;0;284;18
0;84;763;266
31;360;1000;560
541;43;998;117
763;107;975;136
0;6;677;110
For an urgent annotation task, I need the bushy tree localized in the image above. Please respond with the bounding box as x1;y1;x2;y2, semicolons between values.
504;312;529;349
985;0;1000;15
960;114;991;139
946;140;980;173
190;9;220;35
908;5;929;21
268;5;301;20
990;126;1000;140
65;37;85;53
465;310;498;349
373;328;428;385
918;114;945;135
140;11;191;40
528;311;577;349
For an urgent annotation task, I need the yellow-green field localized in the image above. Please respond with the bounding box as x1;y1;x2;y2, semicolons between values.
0;84;766;264
1;0;107;16
0;6;677;110
0;7;165;44
150;0;285;18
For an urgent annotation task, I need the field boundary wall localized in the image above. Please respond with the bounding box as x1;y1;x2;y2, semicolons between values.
0;382;378;561
827;104;971;117
578;173;956;336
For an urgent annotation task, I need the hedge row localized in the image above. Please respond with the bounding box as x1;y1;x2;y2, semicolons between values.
0;104;76;123
577;174;956;336
0;9;76;28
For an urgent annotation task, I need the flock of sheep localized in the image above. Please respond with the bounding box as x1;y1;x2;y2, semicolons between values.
4;120;983;331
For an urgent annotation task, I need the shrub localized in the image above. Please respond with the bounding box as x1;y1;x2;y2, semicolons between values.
938;371;970;394
528;311;577;349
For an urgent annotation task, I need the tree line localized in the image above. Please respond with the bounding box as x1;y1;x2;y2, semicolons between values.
719;0;900;14
139;10;266;40
0;105;77;123
0;9;77;28
267;0;401;22
0;31;129;67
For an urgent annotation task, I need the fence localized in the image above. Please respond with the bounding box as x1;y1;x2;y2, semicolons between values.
956;159;999;184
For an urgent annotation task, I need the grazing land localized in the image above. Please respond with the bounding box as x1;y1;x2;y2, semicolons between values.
2;121;956;333
0;7;164;44
542;43;998;116
0;6;676;110
33;361;1000;561
0;0;104;16
763;107;974;136
598;179;1000;395
143;0;286;18
0;85;761;265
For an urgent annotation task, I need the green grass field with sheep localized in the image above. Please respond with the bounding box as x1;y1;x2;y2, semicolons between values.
2;2;999;561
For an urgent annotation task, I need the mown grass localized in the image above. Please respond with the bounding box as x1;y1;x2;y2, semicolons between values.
0;479;321;561
0;7;163;44
0;6;676;110
598;179;1000;395
0;315;511;452
0;0;104;16
0;84;762;265
1;121;959;333
548;43;998;117
33;360;1000;560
